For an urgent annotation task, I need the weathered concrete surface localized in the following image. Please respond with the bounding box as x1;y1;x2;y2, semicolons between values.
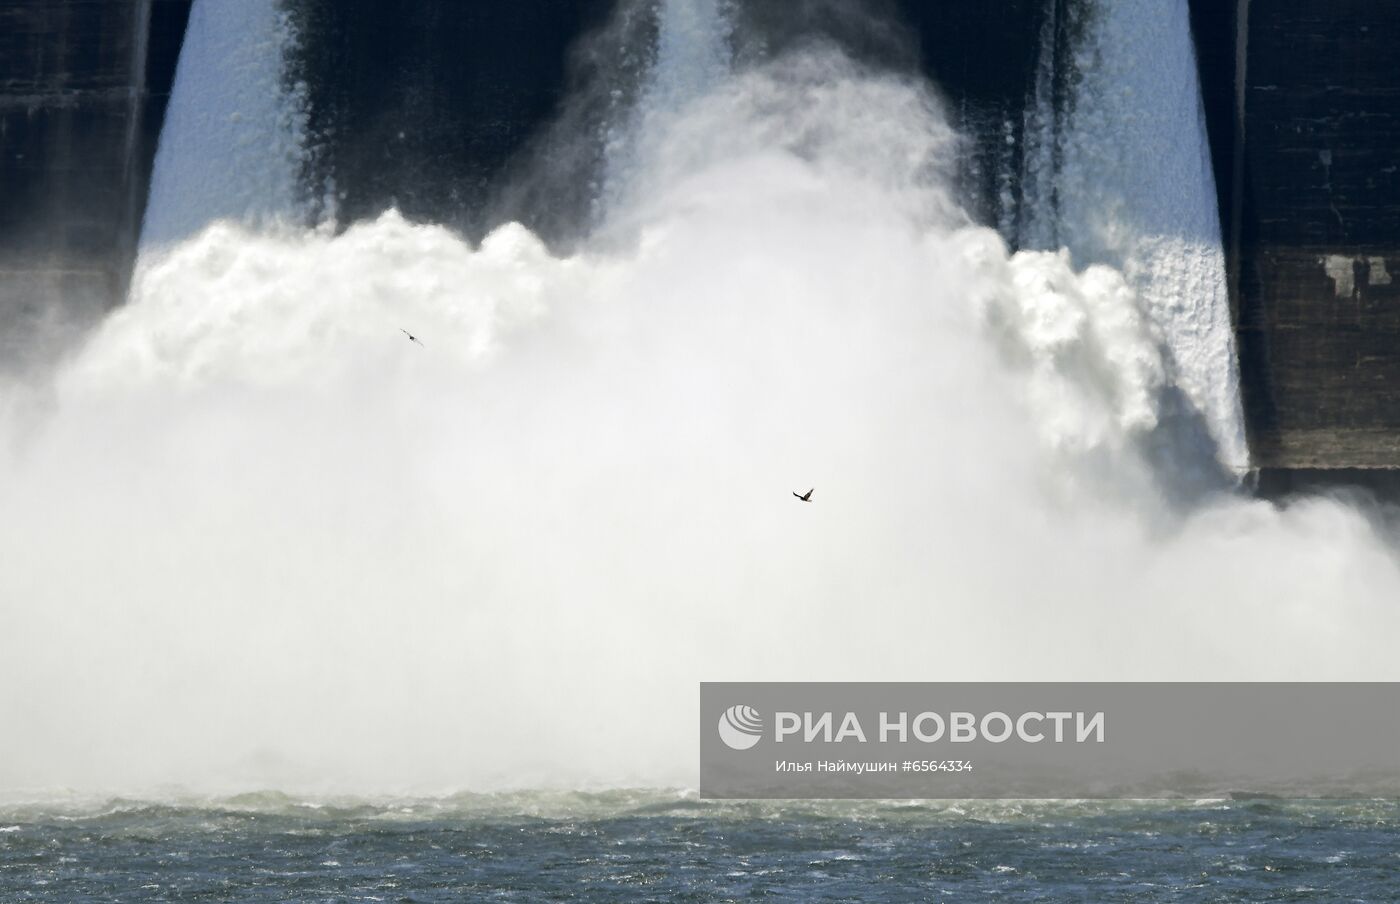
1226;1;1400;468
288;0;1051;246
0;0;189;370
287;0;616;244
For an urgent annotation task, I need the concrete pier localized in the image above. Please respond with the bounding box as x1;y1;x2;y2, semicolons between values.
0;0;189;370
1193;0;1400;469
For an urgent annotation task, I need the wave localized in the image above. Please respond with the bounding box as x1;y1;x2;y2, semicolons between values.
3;789;1391;826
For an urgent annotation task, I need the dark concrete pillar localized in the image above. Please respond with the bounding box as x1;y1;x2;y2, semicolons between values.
1230;2;1400;468
286;0;615;244
0;0;189;371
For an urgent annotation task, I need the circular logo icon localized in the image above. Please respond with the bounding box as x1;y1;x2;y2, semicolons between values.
717;704;763;750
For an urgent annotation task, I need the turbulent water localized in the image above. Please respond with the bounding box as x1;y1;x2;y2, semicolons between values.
2;795;1398;902
1015;0;1246;476
2;0;1400;885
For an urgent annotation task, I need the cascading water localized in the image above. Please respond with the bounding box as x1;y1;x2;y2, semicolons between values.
139;0;310;250
2;0;1399;796
1013;0;1247;478
645;0;733;115
601;0;734;221
1015;0;1067;252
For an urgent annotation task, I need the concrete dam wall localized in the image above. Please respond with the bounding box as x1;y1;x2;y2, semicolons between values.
2;0;1399;472
0;0;189;370
1231;2;1400;470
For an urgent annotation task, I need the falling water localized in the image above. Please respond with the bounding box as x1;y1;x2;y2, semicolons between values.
138;0;309;250
601;0;734;219
1051;0;1248;476
1;0;1397;798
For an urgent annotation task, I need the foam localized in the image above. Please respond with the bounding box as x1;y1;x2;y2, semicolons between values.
1;23;1396;797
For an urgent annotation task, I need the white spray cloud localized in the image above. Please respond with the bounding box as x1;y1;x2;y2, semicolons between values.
2;46;1398;797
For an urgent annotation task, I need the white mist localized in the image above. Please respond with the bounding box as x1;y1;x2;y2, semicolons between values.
1;6;1397;799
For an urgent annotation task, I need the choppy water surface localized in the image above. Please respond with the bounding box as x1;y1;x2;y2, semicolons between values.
1;794;1396;901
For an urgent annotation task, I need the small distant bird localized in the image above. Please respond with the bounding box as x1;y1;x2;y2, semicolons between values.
793;488;814;502
400;328;425;348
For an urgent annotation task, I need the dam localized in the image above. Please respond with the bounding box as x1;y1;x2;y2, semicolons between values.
2;0;1399;475
7;0;1400;799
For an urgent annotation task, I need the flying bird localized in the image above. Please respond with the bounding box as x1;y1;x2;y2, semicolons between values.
400;328;425;348
793;488;814;502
